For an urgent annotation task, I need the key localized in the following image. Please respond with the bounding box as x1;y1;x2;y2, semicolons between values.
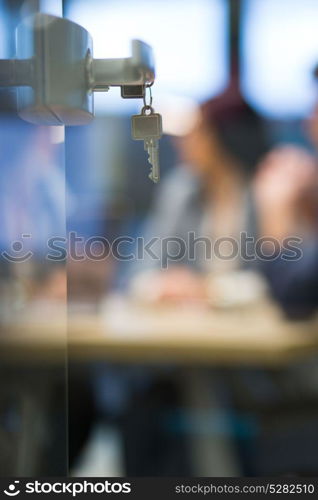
131;106;162;182
131;105;162;183
144;138;160;183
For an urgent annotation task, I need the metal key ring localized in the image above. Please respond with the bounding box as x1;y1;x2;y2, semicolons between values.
143;84;153;108
141;105;154;115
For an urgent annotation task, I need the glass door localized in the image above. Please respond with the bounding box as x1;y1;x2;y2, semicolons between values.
0;0;68;476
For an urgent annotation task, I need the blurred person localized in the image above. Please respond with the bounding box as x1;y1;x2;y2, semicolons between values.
0;119;68;324
126;81;269;307
0;119;67;310
0;122;65;255
253;74;318;319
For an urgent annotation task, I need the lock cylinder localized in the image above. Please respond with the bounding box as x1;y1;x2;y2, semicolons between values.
16;13;94;125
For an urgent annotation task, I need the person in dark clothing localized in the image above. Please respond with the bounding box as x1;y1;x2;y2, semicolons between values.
253;143;318;319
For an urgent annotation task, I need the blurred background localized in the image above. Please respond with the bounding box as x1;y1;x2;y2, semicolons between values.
1;0;318;478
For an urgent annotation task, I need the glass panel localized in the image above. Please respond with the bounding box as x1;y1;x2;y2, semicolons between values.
0;0;67;476
241;0;318;118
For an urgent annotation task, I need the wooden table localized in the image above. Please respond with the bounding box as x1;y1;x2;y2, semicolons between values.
2;296;318;366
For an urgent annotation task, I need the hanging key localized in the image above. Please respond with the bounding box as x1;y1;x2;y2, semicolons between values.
131;105;162;183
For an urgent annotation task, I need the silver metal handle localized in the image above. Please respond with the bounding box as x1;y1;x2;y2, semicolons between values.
92;40;154;89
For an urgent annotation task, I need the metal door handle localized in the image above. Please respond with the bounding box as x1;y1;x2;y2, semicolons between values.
0;13;155;125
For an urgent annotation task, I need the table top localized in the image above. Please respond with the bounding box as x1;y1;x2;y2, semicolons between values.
1;296;318;366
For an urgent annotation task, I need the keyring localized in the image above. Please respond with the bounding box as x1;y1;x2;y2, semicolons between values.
143;84;153;108
141;105;154;115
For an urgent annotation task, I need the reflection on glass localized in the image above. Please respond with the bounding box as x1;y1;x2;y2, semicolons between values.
0;116;67;476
